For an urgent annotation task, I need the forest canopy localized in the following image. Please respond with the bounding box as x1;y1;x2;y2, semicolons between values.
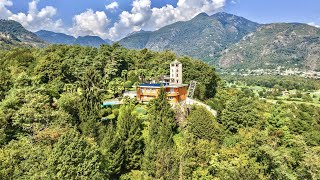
1;45;320;179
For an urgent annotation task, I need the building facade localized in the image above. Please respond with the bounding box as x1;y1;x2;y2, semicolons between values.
137;83;188;103
136;60;188;103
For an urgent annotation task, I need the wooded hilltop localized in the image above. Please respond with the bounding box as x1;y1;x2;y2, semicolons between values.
0;45;320;179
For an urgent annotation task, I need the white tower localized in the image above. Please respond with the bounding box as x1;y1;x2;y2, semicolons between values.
170;60;183;84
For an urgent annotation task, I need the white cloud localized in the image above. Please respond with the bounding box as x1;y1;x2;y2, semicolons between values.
69;9;110;38
1;0;227;41
108;0;226;40
108;0;152;40
2;0;64;32
308;22;320;28
105;2;119;10
0;0;13;19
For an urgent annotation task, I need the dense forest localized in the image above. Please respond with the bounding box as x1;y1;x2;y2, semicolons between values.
0;45;320;179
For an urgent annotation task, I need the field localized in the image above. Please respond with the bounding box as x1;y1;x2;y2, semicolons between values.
226;82;320;107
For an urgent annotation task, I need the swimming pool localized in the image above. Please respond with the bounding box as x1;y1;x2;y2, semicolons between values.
102;101;120;107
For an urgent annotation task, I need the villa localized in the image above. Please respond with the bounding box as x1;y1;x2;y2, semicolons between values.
136;60;189;103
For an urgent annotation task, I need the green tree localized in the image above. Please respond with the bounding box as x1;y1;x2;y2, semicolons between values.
220;95;260;133
78;68;102;137
47;129;106;179
142;87;177;177
100;123;123;178
116;104;144;173
188;106;224;141
0;137;49;179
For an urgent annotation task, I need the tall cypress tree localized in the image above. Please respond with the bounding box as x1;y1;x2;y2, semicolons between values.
142;87;177;176
78;68;102;137
116;104;144;173
100;103;144;178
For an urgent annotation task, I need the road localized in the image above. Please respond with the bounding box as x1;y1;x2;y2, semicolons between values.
186;98;217;117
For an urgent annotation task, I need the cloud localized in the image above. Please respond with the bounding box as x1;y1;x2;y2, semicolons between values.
308;22;320;28
0;0;13;19
2;0;227;41
69;9;110;38
105;2;119;10
108;0;152;40
108;0;226;40
231;0;237;4
1;0;64;32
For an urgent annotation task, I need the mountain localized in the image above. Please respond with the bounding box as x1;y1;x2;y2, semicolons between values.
119;30;152;49
35;30;113;47
219;23;320;71
104;38;113;45
119;12;260;62
0;19;45;48
74;36;107;47
35;30;75;45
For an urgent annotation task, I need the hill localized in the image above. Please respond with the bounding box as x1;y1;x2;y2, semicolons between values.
74;36;108;47
119;12;260;62
219;23;320;70
35;30;113;47
0;19;45;48
35;30;75;45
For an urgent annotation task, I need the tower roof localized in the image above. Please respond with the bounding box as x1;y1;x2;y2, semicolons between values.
171;59;181;65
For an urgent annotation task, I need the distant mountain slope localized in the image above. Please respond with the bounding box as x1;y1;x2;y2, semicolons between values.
118;30;152;49
219;23;320;70
35;30;113;47
0;19;45;48
74;36;107;47
35;30;75;45
119;12;260;62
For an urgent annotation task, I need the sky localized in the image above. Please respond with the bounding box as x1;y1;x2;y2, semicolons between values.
0;0;319;41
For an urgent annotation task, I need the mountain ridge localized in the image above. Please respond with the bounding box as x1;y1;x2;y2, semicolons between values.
35;30;113;47
119;12;260;62
219;23;320;70
2;12;320;70
0;19;46;48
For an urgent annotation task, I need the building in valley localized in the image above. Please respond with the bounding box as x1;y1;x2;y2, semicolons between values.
136;60;188;103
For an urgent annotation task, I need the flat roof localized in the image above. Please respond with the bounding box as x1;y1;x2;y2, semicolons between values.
167;84;189;88
139;83;188;88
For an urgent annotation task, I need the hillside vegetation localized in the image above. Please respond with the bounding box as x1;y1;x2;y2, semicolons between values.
0;45;320;179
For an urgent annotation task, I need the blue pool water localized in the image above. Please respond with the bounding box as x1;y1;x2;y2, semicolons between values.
103;101;119;106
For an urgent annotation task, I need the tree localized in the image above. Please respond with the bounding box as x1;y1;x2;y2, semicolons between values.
100;103;144;178
220;95;260;133
0;69;12;101
188;106;224;141
78;68;102;137
116;104;144;173
142;87;177;177
47;129;106;179
100;123;123;178
0;137;49;179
